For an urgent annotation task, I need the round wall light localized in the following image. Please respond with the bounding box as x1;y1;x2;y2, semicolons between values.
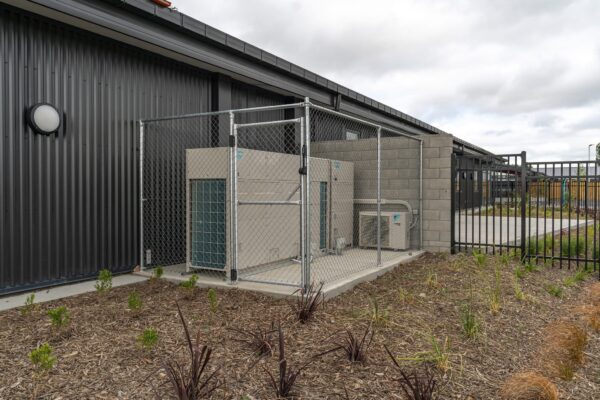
26;103;61;135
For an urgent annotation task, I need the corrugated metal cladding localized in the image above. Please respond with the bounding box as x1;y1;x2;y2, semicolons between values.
0;5;212;294
233;82;291;126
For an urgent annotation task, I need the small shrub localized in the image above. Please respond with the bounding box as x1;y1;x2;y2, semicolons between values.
427;336;451;373
264;323;314;399
488;265;502;314
160;303;220;398
21;293;36;315
499;371;558;400
230;322;276;357
138;328;159;349
576;304;600;332
586;308;600;332
424;269;439;289
397;335;452;373
557;362;575;380
561;237;585;257
563;269;588;287
128;291;142;311
540;322;587;379
528;235;554;256
543;235;554;250
527;240;539;256
514;280;526;301
591;282;600;306
292;282;324;324
47;306;70;329
499;253;511;266
461;304;479;339
207;288;218;313
397;288;415;304
385;346;438;400
328;324;373;363
29;343;56;372
545;284;563;298
514;266;525;279
369;297;389;326
179;275;199;301
180;274;199;289
95;268;113;292
152;266;164;279
473;251;486;268
523;261;539;273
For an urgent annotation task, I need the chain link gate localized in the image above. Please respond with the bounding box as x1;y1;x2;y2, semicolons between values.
232;115;307;287
140;99;423;290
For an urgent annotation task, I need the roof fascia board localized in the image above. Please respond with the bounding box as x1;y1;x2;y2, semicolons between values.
11;0;446;135
6;0;331;104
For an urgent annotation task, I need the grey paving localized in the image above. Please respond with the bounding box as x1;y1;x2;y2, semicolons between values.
455;215;592;246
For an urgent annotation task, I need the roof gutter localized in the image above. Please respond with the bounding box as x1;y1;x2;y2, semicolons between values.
10;0;446;136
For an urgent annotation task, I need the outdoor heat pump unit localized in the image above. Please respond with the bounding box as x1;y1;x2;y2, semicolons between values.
185;147;354;276
359;211;409;250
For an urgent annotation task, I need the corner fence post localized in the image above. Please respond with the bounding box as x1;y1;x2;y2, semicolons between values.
520;151;527;262
376;126;382;267
139;120;145;271
303;97;311;290
229;111;238;283
419;138;423;250
450;153;456;254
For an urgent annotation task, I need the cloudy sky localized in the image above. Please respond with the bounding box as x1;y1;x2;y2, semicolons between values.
174;0;600;161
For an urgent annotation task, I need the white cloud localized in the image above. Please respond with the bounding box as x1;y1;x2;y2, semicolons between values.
173;0;600;161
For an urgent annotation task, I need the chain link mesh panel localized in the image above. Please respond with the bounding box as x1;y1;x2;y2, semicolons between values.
309;107;422;285
141;102;423;289
142;113;230;281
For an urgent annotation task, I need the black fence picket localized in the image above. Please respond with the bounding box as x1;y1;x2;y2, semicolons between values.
451;152;599;278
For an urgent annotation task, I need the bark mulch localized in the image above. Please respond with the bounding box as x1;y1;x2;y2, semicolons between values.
0;252;598;399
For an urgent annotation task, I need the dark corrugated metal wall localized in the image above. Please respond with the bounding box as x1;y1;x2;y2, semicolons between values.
0;5;211;293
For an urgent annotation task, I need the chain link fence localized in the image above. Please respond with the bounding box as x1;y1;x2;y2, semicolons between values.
140;100;423;289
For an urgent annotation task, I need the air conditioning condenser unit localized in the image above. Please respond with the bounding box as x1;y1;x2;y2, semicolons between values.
359;211;409;250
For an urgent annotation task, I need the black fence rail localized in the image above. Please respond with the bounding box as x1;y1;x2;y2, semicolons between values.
451;152;527;255
526;161;599;270
451;152;599;277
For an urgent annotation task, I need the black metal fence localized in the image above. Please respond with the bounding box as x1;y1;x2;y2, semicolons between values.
451;152;600;276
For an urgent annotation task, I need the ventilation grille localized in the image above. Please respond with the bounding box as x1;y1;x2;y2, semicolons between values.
359;214;390;248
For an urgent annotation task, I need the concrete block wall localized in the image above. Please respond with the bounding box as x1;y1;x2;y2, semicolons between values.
311;133;453;252
421;134;453;252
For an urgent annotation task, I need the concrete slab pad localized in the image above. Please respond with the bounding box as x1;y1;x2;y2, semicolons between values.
135;249;426;299
0;274;148;312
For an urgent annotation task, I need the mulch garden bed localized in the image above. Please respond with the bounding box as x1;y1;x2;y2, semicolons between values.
1;252;599;399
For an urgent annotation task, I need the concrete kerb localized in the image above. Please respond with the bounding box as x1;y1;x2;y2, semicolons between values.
0;251;427;312
0;274;149;312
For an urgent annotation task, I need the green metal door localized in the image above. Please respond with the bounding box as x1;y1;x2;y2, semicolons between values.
190;179;226;269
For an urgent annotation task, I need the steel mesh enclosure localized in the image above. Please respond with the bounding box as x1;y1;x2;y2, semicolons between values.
141;100;423;289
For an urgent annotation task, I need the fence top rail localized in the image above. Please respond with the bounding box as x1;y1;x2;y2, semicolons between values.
234;118;302;129
140;99;424;142
140;102;306;123
307;102;423;142
528;160;600;165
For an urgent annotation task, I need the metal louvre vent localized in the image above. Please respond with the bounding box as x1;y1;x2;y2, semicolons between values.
190;179;226;269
